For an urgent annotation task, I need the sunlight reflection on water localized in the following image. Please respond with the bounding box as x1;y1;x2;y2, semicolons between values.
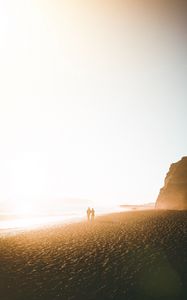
0;206;129;235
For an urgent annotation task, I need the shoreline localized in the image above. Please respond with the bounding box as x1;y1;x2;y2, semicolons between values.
0;206;147;236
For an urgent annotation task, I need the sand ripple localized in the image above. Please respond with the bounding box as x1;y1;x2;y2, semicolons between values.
0;210;187;300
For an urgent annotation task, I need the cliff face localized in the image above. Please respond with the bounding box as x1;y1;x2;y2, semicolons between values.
156;157;187;210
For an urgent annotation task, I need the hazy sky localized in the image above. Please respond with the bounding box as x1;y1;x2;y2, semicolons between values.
0;0;186;211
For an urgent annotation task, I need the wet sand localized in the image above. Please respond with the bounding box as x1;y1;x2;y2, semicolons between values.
0;210;187;300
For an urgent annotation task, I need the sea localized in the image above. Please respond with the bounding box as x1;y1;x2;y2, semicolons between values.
0;205;129;236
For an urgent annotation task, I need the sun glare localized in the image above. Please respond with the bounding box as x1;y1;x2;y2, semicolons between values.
0;0;186;217
12;202;35;215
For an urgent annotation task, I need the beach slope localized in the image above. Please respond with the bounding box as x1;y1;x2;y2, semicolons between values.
0;210;187;300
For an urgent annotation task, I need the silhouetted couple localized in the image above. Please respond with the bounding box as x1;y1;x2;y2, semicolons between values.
87;207;95;222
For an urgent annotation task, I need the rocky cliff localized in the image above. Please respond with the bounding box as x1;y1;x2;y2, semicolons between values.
156;157;187;210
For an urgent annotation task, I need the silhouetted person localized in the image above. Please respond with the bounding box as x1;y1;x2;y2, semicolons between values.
91;208;95;221
87;207;91;221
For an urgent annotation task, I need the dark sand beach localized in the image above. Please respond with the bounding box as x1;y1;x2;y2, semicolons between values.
0;210;187;300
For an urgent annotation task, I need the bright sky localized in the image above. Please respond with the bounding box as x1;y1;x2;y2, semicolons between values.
0;0;186;212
